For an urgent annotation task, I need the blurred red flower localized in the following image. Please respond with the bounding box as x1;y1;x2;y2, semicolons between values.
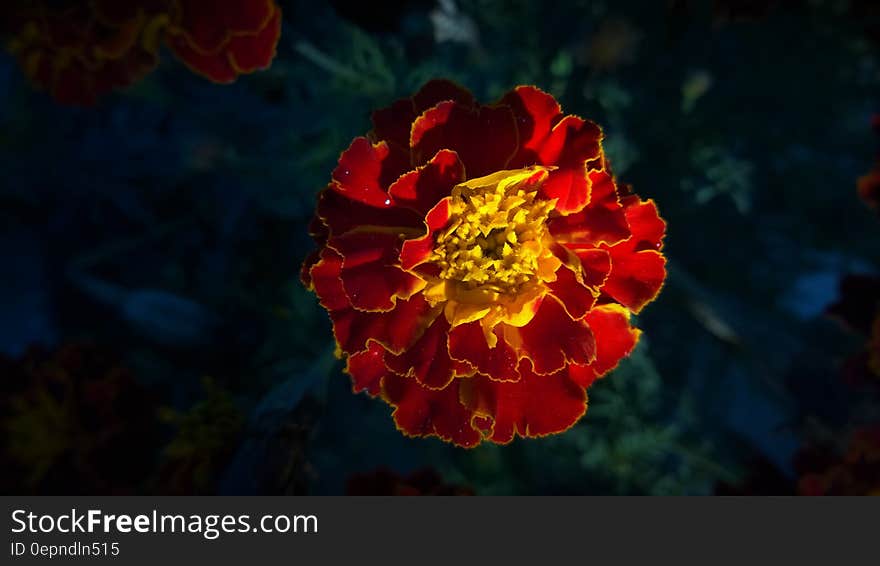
3;1;166;105
0;342;159;494
302;81;666;447
826;273;880;386
857;114;880;212
2;0;282;105
164;0;282;84
797;426;880;496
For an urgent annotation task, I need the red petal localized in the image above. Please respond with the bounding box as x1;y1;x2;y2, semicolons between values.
388;150;464;216
383;374;481;447
173;0;276;53
568;306;640;388
501;85;563;167
300;248;321;288
602;248;667;313
622;197;666;251
575;248;612;288
372;98;416;152
537;115;603;168
549;169;629;246
310;249;439;355
460;360;587;443
412;79;476;112
372;79;476;152
541;167;590;215
858;169;880;212
600;198;667;312
309;248;350;311
448;322;520;381
316;186;422;237
332;231;425;312
227;5;281;74
347;341;388;396
411;101;518;178
547;262;597;320
518;297;596;375
333;295;439;356
332;138;398;207
308;213;329;244
386;316;459;389
400;198;451;271
166;35;237;83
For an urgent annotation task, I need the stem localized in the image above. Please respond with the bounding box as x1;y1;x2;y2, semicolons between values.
293;40;362;84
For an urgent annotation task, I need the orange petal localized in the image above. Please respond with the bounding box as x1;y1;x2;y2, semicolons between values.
518;296;596;375
383;373;481;447
460;360;587;444
410;100;518;178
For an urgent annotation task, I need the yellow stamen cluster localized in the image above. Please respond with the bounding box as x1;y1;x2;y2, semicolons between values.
432;168;557;295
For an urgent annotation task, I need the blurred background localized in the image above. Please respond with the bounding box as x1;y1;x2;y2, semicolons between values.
1;0;879;495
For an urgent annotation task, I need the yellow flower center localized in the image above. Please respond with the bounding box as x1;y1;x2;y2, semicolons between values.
423;167;562;337
434;169;556;292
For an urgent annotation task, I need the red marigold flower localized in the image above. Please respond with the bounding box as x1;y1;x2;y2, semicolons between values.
3;0;167;105
2;0;282;104
797;426;880;496
0;342;160;493
858;114;880;212
827;274;880;384
858;167;880;213
164;0;282;84
302;81;667;447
